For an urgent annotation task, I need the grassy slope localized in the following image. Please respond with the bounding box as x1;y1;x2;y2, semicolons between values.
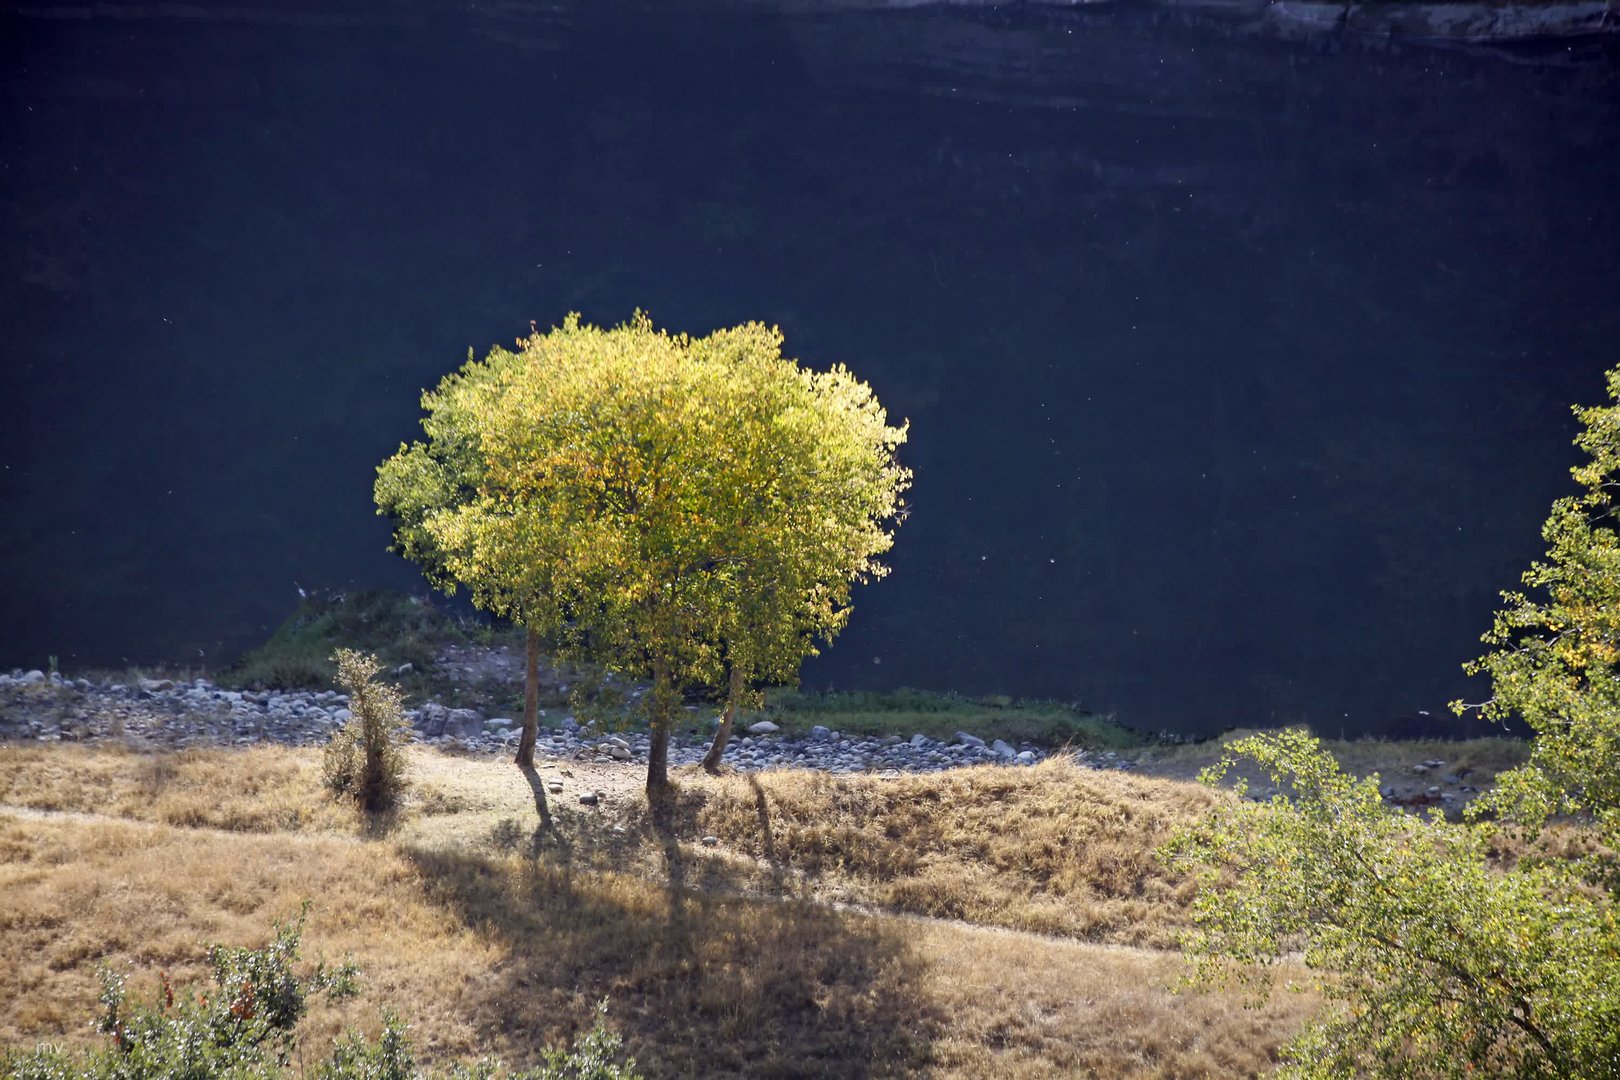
686;760;1214;947
0;744;1315;1078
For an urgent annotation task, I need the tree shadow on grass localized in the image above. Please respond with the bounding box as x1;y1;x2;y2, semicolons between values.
404;783;940;1078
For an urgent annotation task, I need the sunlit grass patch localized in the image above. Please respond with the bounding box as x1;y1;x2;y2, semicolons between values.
0;744;362;833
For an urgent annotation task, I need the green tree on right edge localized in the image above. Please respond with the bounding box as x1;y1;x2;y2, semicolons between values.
374;313;909;794
1162;367;1620;1079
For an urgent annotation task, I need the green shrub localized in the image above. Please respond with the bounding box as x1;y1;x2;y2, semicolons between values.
324;649;411;813
2;903;357;1080
0;910;639;1080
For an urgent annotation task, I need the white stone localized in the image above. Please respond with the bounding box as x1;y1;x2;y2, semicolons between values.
748;720;779;735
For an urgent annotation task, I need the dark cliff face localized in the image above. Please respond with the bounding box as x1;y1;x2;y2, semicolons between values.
1;4;1616;736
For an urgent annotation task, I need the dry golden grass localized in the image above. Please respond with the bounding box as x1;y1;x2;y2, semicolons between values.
0;744;1315;1077
0;744;359;833
683;757;1217;948
0;811;1312;1078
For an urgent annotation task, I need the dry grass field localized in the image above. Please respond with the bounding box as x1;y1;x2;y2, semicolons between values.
0;743;1319;1077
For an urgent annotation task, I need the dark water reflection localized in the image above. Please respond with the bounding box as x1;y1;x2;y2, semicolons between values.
2;5;1616;737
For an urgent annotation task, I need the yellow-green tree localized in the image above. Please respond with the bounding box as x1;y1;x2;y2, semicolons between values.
374;313;909;792
1457;364;1620;842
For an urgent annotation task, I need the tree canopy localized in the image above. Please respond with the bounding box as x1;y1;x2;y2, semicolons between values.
375;313;909;790
1162;365;1620;1078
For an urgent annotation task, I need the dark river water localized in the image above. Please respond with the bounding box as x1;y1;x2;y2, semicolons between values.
3;4;1617;737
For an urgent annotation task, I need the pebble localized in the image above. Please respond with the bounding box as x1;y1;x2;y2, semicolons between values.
0;669;1115;778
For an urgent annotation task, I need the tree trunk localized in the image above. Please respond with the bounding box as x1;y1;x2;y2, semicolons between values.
646;657;673;798
701;662;745;773
515;625;539;769
359;678;385;812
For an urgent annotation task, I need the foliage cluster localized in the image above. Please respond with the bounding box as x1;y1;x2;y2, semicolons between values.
323;649;412;813
1;908;639;1080
375;313;909;788
1164;366;1620;1079
1459;364;1620;854
1162;730;1619;1078
3;904;358;1079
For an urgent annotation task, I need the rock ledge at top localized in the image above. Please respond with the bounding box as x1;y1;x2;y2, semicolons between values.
2;0;1613;46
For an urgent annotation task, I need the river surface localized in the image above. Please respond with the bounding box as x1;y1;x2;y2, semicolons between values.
3;4;1617;736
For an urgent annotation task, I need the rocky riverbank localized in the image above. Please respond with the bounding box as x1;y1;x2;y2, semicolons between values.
2;667;1505;814
0;668;1122;776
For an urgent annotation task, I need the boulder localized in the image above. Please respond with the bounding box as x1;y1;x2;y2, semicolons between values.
415;702;450;737
445;708;484;737
990;738;1017;758
748;720;780;735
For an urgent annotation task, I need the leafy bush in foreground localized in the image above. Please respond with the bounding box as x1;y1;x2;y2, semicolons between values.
1164;364;1620;1080
1162;730;1620;1079
1;907;639;1080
